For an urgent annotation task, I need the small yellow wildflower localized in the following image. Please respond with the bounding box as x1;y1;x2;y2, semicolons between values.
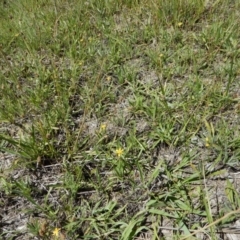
52;228;61;237
106;76;111;81
115;147;124;157
205;137;210;147
100;123;106;131
177;22;183;27
159;53;164;58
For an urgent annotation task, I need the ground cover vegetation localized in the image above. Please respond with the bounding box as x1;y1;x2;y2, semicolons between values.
1;0;240;239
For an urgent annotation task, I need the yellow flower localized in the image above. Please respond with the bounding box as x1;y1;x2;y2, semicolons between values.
100;123;106;131
205;137;210;147
177;22;183;27
52;228;61;237
106;76;111;81
115;147;124;157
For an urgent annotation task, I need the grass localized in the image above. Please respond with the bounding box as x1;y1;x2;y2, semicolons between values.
1;0;240;239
